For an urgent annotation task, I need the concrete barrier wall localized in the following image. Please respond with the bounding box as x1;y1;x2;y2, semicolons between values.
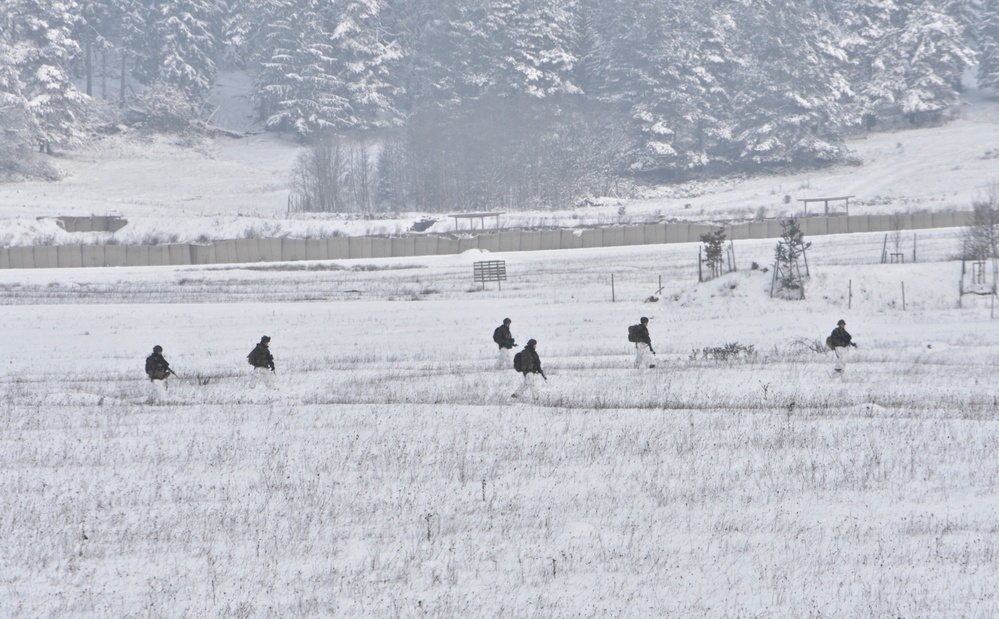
847;216;869;234
415;236;438;256
82;245;104;267
581;229;601;249
328;237;348;259
57;245;82;268
282;238;307;262
867;215;890;233
191;244;215;265
106;245;127;267
305;238;328;261
168;244;192;265
560;229;584;249
371;238;391;258
35;246;58;268
0;211;974;269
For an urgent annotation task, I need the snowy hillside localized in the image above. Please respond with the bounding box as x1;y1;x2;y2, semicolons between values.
1;78;998;248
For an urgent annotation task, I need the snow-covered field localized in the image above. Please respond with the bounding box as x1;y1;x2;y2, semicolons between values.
3;70;999;618
3;227;999;616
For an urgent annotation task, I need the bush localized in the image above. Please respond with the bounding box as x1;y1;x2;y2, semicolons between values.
689;342;757;362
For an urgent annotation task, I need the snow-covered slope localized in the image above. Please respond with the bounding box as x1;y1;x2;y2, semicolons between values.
0;78;998;247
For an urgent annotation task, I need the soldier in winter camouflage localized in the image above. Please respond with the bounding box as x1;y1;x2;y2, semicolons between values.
631;317;655;369
145;345;172;402
826;319;856;373
248;335;276;389
492;318;516;369
512;339;546;400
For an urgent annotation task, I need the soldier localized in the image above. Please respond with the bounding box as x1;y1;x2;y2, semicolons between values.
145;345;172;402
826;319;857;373
492;318;516;369
512;339;546;400
247;335;276;389
630;317;656;369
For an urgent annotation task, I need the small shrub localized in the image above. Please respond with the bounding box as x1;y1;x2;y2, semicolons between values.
689;342;757;362
790;337;828;354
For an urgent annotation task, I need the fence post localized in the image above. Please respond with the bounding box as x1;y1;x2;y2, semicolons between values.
849;280;852;310
611;274;615;302
902;281;906;311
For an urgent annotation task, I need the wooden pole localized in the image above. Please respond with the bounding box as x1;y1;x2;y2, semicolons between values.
849;280;852;309
698;248;703;282
902;281;906;311
913;233;917;263
611;274;615;302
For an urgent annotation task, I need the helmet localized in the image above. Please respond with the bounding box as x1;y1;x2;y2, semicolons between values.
153;345;163;353
640;316;649;323
527;339;537;347
837;319;846;326
260;335;271;343
503;318;511;324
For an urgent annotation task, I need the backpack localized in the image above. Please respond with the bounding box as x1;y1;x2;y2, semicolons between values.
493;326;504;345
247;349;256;365
513;351;524;372
825;335;835;350
628;324;641;343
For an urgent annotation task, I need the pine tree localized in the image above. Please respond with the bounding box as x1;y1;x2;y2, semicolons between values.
979;0;999;91
3;0;88;151
154;0;222;101
0;17;34;172
726;0;849;167
385;0;463;108
893;3;974;118
841;0;974;122
329;0;402;126
256;0;400;136
628;3;739;173
494;0;577;98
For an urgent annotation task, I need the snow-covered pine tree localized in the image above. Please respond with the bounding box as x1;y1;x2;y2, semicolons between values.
726;0;848;167
329;0;402;127
384;0;464;108
0;19;34;176
842;0;974;123
256;0;345;135
3;0;88;152
153;0;222;101
256;0;400;136
978;0;999;91
493;0;577;98
891;3;975;120
628;2;740;174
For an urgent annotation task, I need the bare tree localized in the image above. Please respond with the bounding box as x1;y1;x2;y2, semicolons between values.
960;181;999;260
290;136;348;212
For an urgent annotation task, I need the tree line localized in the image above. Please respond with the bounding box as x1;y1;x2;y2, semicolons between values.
1;0;997;209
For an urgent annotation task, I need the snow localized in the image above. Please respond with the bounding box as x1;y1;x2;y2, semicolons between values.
2;75;999;245
3;75;999;618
